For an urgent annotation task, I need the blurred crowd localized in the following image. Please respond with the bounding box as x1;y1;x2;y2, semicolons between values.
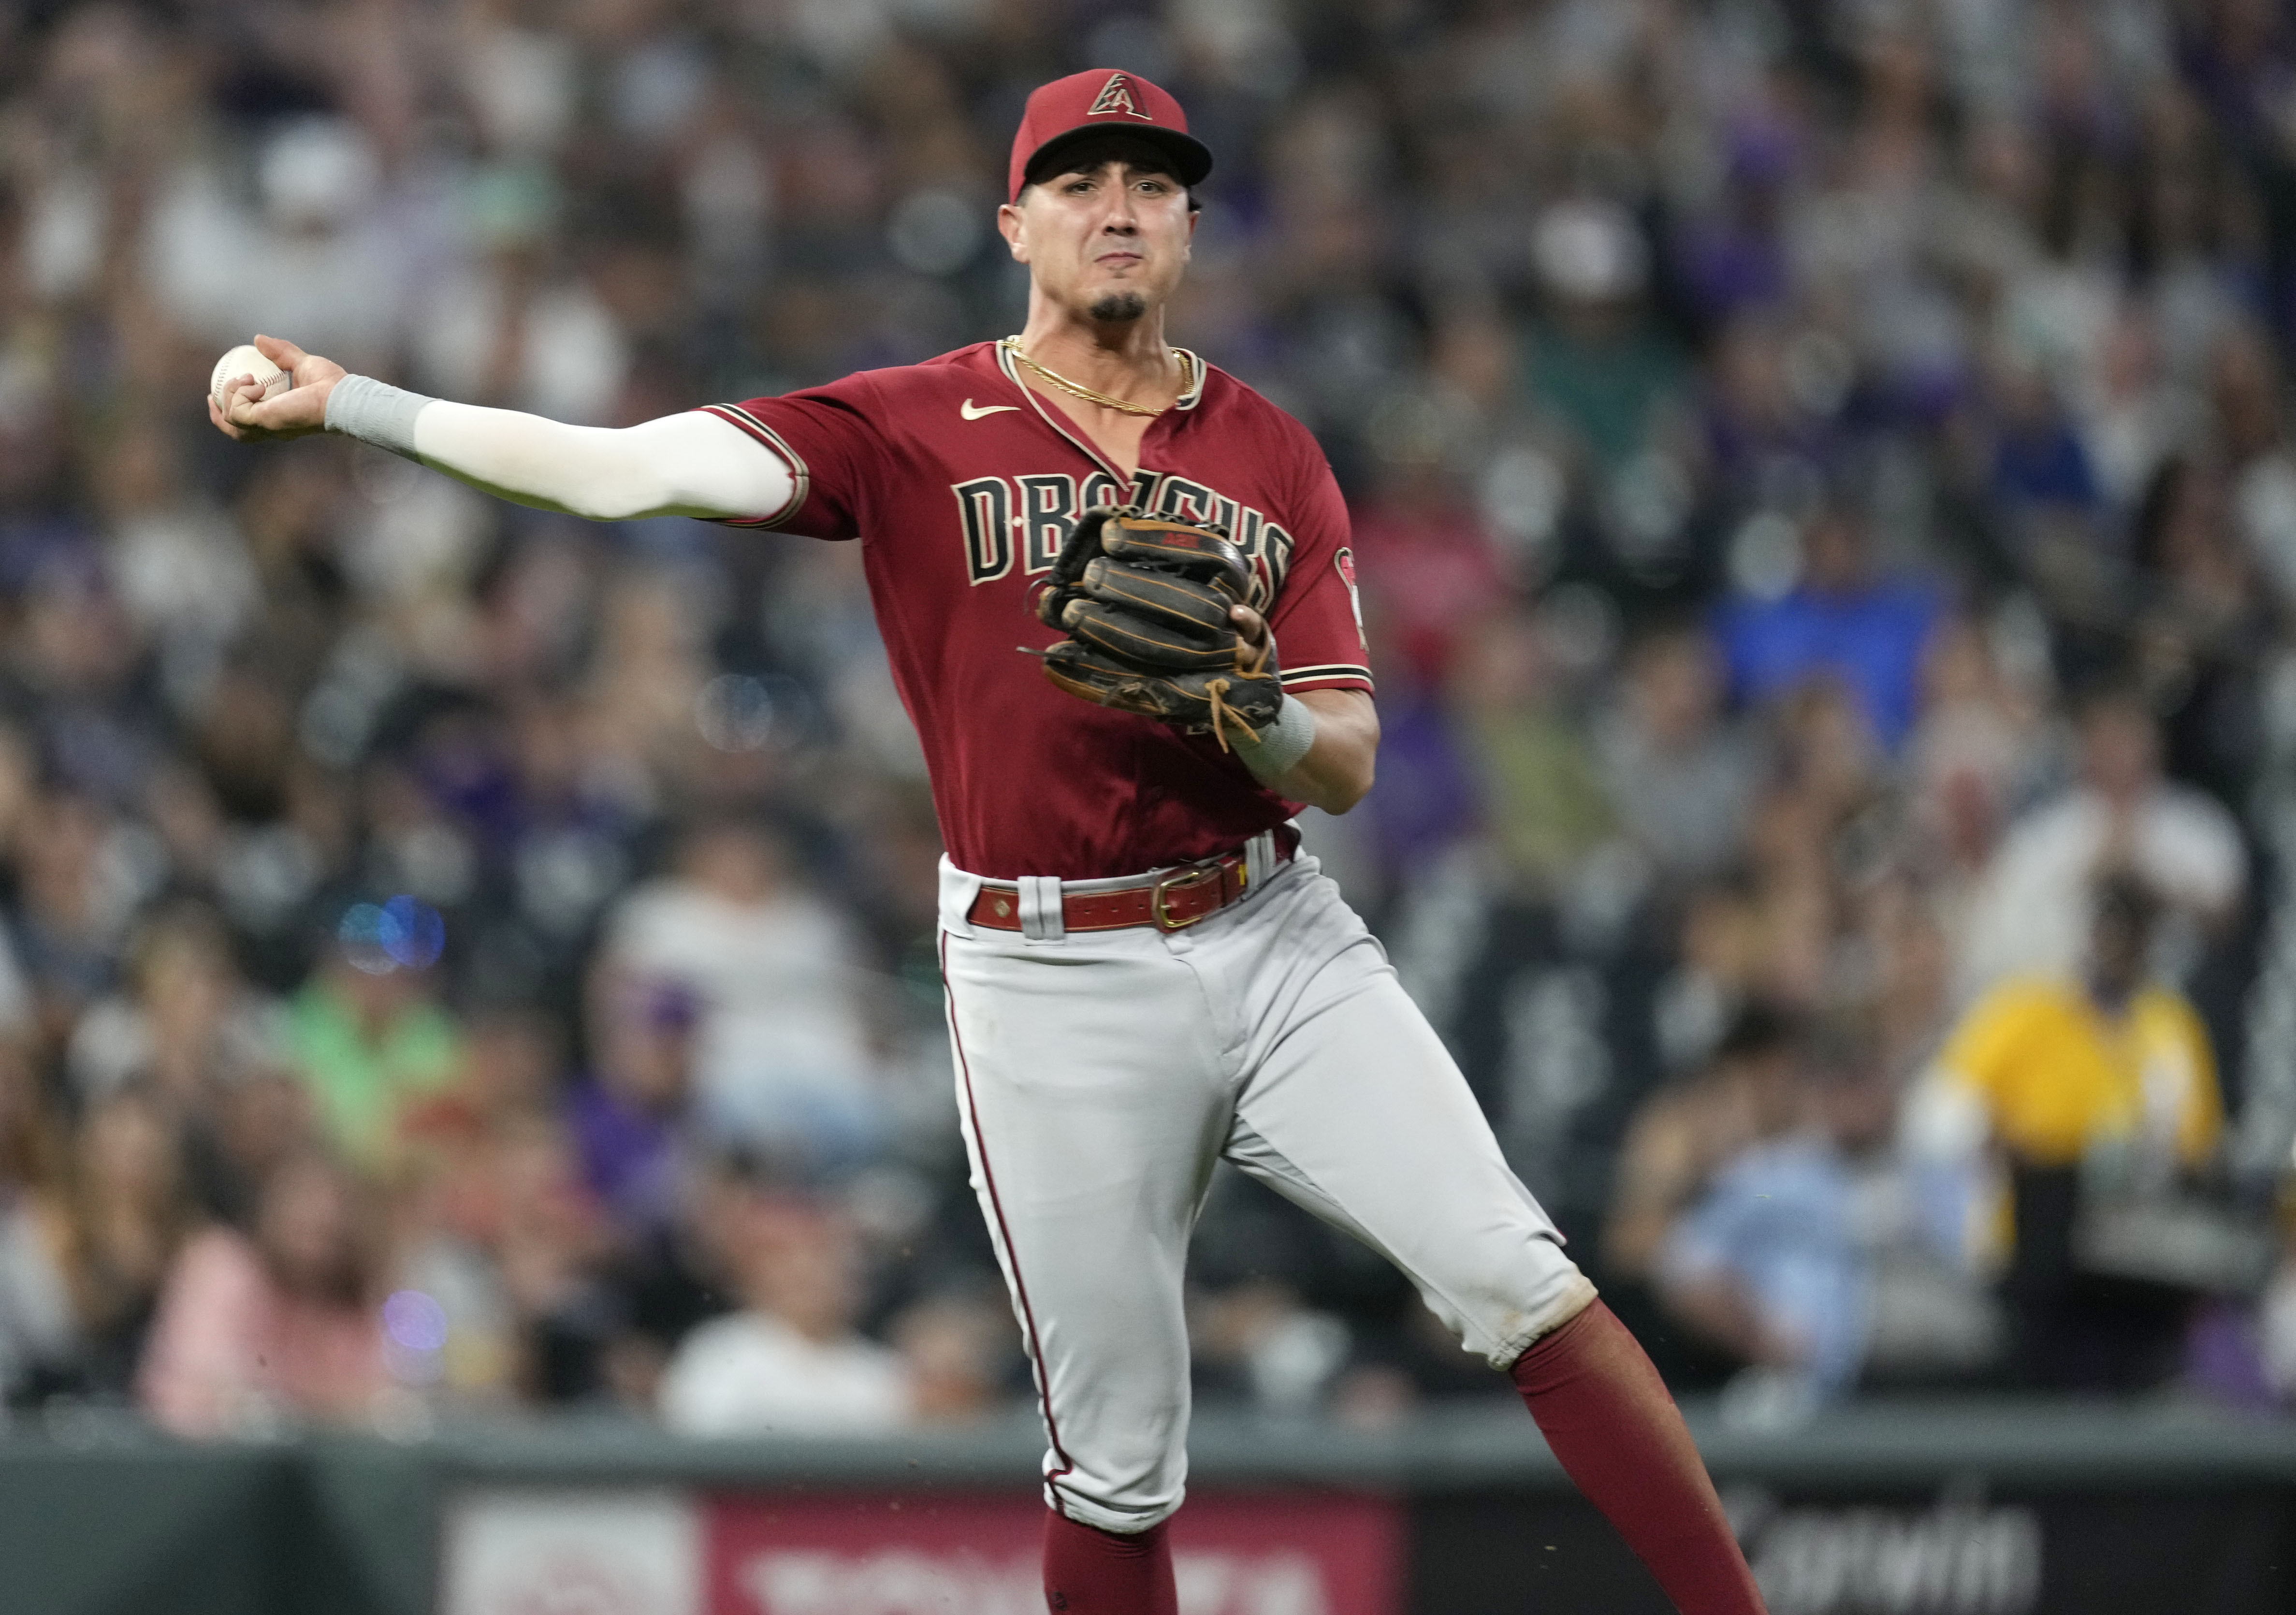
9;0;2296;1440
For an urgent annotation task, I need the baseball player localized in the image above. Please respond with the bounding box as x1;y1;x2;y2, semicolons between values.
213;69;1764;1615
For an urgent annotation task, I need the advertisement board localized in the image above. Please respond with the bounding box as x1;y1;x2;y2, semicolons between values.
1409;1481;2296;1615
440;1488;703;1615
441;1484;1404;1615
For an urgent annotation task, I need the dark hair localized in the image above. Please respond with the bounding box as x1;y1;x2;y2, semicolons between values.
2093;870;2162;940
1715;1001;1801;1065
2129;456;2195;576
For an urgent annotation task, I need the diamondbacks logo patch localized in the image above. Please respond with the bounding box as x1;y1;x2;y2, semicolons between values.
1336;548;1366;650
1088;72;1153;120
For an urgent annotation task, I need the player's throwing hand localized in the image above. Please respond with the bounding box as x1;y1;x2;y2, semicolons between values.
207;334;342;444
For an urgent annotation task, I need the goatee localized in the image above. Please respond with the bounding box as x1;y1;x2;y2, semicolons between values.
1088;292;1148;324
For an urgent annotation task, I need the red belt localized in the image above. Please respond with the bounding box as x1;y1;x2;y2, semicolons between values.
969;841;1291;934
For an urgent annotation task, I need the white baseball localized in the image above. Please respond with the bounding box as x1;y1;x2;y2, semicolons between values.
210;343;288;410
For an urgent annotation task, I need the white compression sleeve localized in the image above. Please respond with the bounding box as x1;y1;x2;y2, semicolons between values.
387;398;794;524
1230;694;1318;784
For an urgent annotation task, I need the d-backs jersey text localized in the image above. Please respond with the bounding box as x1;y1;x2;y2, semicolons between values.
698;340;1373;879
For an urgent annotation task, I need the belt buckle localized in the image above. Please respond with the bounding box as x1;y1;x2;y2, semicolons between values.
1149;861;1225;931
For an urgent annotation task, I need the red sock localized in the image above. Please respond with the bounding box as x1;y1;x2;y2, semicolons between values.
1042;1510;1177;1615
1511;1301;1767;1614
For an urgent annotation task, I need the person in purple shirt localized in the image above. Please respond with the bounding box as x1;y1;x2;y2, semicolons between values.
565;975;699;1240
1713;499;1941;750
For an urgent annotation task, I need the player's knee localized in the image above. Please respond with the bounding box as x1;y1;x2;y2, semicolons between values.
1431;1244;1598;1370
1488;1262;1599;1368
1048;1480;1184;1536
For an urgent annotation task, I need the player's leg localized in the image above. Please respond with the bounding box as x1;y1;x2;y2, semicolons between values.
938;911;1227;1613
1044;1511;1176;1615
1206;866;1766;1615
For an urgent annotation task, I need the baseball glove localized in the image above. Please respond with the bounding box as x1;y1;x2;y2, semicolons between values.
1029;508;1282;749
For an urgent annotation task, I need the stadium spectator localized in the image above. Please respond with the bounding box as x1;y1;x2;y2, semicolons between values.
1902;615;2047;921
1712;500;1944;752
1988;355;2103;519
1908;875;2223;1390
1345;452;1510;693
565;972;699;1242
1651;1015;1877;1403
2126;456;2274;808
1596;626;1761;888
66;902;274;1109
9;789;145;1052
888;1288;1023;1426
658;1175;910;1436
284;941;461;1173
1;1085;199;1404
1521;198;1688;475
139;1150;384;1436
482;1110;621;1404
603;818;880;1163
1605;1004;1803;1386
1447;608;1614;898
1607;1004;1806;1287
0;1045;72;1404
1957;687;2245;999
184;1064;314;1232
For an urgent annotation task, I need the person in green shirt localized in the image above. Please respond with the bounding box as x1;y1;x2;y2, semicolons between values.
1520;199;1689;475
1450;609;1614;897
285;951;463;1172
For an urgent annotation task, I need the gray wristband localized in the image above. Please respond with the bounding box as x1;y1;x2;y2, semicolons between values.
324;374;434;459
1233;693;1317;784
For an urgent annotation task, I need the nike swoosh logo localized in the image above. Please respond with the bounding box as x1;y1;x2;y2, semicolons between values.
960;399;1020;420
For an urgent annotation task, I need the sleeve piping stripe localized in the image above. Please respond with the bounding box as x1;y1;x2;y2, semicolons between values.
697;404;810;527
1279;664;1375;684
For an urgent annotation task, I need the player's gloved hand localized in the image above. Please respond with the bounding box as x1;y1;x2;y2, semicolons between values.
1029;508;1283;750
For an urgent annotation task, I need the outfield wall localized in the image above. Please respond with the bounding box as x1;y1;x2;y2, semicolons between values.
3;1400;2292;1615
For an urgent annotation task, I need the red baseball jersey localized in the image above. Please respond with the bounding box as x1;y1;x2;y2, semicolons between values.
698;340;1374;879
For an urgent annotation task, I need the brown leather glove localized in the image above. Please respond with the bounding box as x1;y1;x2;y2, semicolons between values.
1029;508;1282;749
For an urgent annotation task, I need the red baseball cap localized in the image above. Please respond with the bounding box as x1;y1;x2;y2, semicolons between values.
1007;69;1213;203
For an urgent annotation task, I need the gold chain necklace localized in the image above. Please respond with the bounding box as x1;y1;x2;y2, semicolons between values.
1003;336;1196;417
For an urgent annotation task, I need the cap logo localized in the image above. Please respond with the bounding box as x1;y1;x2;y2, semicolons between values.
1088;72;1154;120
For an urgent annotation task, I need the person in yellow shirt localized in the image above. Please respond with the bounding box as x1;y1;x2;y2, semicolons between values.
1915;874;2222;1388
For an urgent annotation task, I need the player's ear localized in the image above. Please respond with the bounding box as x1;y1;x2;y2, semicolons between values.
998;202;1029;263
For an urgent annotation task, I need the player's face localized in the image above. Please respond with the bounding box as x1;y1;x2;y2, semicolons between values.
999;155;1196;322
